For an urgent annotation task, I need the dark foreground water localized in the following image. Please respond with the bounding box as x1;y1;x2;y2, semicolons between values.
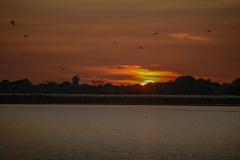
0;105;240;160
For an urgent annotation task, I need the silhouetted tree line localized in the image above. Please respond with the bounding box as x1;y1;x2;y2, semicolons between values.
0;76;240;95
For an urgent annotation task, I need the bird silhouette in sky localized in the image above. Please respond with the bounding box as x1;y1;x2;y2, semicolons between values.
139;47;143;49
24;35;28;37
153;33;157;35
11;20;14;26
63;68;65;70
113;42;117;44
206;30;211;32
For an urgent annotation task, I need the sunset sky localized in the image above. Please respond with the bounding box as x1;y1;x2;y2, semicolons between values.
1;0;240;85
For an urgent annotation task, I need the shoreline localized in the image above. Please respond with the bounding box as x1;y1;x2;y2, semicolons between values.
0;94;240;105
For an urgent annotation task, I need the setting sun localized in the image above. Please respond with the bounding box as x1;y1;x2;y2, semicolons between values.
140;80;154;86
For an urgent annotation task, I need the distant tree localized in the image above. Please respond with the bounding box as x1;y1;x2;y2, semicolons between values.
55;81;73;93
155;81;176;94
34;81;58;93
61;81;71;86
224;78;240;95
175;75;196;83
0;79;10;88
46;81;58;93
0;79;10;93
231;78;240;86
123;84;142;94
1;76;239;95
3;79;34;93
141;82;156;94
0;79;10;86
173;75;196;94
78;84;92;94
103;83;115;94
194;78;218;95
92;78;107;86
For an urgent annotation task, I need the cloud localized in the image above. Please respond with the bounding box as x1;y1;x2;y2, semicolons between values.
105;65;180;83
108;65;142;69
150;64;161;67
222;0;240;2
168;33;209;42
68;65;180;85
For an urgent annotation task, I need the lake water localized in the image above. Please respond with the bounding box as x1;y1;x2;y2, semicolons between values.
0;105;240;160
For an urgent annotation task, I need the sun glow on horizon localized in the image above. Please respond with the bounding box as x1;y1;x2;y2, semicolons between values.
17;64;180;85
140;80;155;86
87;65;180;85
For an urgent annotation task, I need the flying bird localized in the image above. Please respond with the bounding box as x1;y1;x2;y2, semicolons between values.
63;68;65;70
153;32;157;35
113;42;117;44
11;20;14;26
24;35;28;37
139;47;143;49
206;30;211;32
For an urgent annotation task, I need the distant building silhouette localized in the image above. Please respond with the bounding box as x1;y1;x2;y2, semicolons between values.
72;74;80;85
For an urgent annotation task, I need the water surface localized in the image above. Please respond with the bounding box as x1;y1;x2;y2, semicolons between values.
0;105;240;160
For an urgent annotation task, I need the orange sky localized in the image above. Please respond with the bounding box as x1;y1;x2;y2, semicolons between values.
0;0;240;85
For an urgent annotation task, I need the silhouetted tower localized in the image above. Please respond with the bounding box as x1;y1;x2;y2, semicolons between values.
72;74;80;85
